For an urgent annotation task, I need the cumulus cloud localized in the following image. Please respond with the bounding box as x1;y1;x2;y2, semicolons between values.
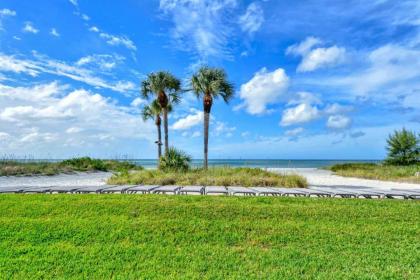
287;36;346;72
238;67;289;115
280;103;320;126
327;115;351;129
239;2;264;35
159;0;237;59
172;111;204;130
297;46;346;72
22;22;39;34
0;82;154;155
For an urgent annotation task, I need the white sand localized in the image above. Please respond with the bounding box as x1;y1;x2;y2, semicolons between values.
0;172;112;188
269;168;420;190
0;169;419;191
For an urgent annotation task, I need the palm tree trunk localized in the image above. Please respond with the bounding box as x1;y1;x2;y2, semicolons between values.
204;110;210;170
163;108;169;154
157;123;162;160
203;94;212;170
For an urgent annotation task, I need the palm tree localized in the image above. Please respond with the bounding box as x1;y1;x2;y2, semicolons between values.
142;100;173;160
191;66;234;169
141;71;181;154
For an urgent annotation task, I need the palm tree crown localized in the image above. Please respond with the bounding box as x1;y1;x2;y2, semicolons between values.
191;66;234;169
191;67;234;112
141;71;181;154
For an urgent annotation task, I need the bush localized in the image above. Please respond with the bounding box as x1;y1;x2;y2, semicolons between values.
159;148;191;172
385;128;419;165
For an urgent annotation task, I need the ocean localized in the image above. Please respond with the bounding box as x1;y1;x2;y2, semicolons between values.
9;159;380;169
126;159;379;169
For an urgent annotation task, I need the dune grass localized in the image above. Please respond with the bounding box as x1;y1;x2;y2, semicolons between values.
329;163;420;183
108;167;307;187
0;195;418;279
0;157;142;176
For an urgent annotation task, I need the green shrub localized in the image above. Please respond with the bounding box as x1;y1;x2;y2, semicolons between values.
108;167;307;187
385;128;419;165
159;147;191;172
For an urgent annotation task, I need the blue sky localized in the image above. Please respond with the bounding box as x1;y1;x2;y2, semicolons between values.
0;0;419;159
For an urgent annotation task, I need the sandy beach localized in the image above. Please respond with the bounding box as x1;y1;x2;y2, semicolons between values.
1;168;419;191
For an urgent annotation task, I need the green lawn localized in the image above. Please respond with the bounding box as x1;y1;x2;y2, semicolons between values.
0;195;418;279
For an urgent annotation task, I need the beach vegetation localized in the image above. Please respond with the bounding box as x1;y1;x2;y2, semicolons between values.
158;147;191;172
0;157;143;176
108;167;307;187
328;162;420;183
385;128;419;165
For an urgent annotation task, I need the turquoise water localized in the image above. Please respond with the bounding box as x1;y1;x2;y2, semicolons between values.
11;159;380;168
127;159;379;168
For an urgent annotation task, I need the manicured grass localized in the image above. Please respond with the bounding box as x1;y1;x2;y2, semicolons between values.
108;167;307;187
0;157;143;176
0;195;418;279
328;163;420;183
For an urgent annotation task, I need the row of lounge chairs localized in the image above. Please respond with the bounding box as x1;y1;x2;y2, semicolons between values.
0;185;419;199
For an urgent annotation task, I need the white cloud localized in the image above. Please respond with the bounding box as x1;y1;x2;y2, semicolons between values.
285;127;304;136
0;53;136;93
214;121;236;136
280;103;320;126
287;91;322;106
287;37;346;72
333;44;420;97
69;0;78;7
89;26;99;32
324;103;353;115
327;115;351;129
239;2;264;35
297;46;346;72
159;0;237;59
172;111;204;130
99;32;137;51
81;14;90;21
0;82;154;155
50;28;60;37
131;97;146;107
238;67;289;115
286;36;322;56
76;54;124;70
0;8;16;16
22;22;39;34
66;127;82;134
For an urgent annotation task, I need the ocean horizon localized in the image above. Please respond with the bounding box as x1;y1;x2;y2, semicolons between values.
9;159;381;169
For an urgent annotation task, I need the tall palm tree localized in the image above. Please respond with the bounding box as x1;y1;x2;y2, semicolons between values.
191;66;234;169
141;71;181;154
142;100;173;160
